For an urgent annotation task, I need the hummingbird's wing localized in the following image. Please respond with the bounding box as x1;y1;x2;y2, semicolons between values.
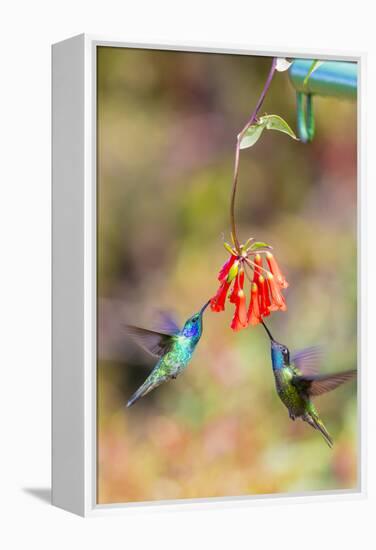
124;325;176;358
154;310;181;335
291;346;323;376
293;369;356;397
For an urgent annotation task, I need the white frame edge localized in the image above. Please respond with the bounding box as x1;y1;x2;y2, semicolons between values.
51;33;366;517
52;34;86;515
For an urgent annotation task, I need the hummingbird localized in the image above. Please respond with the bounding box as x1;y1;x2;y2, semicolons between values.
261;320;356;447
125;300;210;407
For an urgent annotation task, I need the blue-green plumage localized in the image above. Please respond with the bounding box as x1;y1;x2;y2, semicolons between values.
262;321;356;448
126;301;209;407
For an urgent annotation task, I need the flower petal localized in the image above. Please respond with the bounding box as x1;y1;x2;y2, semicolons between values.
231;313;244;331
252;254;263;283
218;254;237;282
230;270;248;330
267;273;287;311
258;275;271;317
210;280;231;312
229;273;239;304
237;289;248;326
231;300;248;331
266;252;289;289
248;282;261;325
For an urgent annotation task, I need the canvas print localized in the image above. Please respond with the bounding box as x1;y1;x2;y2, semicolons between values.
97;47;358;504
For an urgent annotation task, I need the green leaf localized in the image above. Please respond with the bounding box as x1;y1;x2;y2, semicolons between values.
303;60;324;87
223;242;236;255
239;122;266;149
242;237;255;250
259;114;298;140
250;241;272;251
240;114;298;149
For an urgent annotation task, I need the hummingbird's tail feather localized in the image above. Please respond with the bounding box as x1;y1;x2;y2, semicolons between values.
303;413;333;448
126;375;167;408
313;416;333;448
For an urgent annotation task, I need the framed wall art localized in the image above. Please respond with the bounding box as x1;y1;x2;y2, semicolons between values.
52;34;364;516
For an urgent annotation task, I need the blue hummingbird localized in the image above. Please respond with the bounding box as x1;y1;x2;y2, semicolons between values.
125;300;210;407
261;320;356;447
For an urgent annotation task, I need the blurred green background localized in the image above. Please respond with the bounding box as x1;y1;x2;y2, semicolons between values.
97;48;357;504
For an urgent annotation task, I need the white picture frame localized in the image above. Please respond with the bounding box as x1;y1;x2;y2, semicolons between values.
52;34;365;517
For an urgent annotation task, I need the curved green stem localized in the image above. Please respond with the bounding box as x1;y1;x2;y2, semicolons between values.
230;57;277;252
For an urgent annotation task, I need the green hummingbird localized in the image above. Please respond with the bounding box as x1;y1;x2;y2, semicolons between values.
125;300;210;407
261;320;356;447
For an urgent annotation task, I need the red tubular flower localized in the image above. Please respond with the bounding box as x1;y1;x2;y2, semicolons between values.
229;269;243;303
266;252;288;289
229;275;239;303
210;280;231;312
230;314;244;331
257;275;271;317
218;254;237;282
210;238;288;330
267;273;287;311
252;254;263;283
211;257;239;312
236;273;247;325
231;290;248;331
231;291;248;331
248;282;261;326
230;269;248;330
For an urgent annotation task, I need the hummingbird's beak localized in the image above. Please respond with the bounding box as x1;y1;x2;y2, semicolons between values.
261;320;275;342
200;299;211;315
